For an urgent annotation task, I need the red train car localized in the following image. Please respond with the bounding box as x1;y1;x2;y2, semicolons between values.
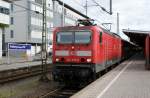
145;34;150;70
52;21;122;84
121;40;135;59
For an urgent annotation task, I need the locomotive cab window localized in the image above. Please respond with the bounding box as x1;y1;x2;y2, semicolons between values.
75;31;91;44
56;32;73;44
99;31;103;44
56;31;91;44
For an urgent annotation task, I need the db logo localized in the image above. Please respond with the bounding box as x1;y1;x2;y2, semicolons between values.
70;51;76;56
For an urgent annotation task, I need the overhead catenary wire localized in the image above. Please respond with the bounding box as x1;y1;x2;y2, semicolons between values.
12;0;110;18
69;0;112;25
90;0;115;31
82;0;112;24
11;0;111;30
11;1;93;18
87;6;112;24
92;0;112;15
67;0;111;30
90;0;113;19
73;0;86;9
88;9;108;21
62;0;107;21
13;3;32;12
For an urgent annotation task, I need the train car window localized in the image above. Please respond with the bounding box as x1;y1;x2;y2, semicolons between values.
99;32;103;44
56;32;73;44
75;31;91;44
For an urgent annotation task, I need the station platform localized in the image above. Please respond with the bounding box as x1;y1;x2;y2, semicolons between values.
71;53;150;98
0;60;52;72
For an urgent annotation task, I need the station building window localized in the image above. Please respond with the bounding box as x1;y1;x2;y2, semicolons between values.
35;0;42;5
10;30;14;38
0;6;10;15
48;4;50;7
11;3;13;12
10;17;14;25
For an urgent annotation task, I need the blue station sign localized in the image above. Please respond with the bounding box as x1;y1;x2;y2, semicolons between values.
9;43;31;50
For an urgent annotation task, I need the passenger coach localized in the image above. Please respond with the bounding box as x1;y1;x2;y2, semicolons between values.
145;34;150;70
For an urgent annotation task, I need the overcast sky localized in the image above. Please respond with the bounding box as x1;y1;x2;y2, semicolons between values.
113;0;150;30
62;0;150;39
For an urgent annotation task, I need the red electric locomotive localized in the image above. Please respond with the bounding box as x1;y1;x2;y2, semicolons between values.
145;34;150;70
52;20;122;84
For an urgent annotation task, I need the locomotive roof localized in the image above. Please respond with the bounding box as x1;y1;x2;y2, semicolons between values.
56;25;121;38
100;26;121;38
122;39;137;46
57;26;93;31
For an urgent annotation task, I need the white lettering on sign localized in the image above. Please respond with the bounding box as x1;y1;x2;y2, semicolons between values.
10;45;26;49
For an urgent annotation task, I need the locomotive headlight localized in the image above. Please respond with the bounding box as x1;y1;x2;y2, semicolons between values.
87;58;92;62
56;58;59;62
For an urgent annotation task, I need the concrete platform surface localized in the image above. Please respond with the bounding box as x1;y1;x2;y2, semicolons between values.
0;60;52;71
71;54;150;98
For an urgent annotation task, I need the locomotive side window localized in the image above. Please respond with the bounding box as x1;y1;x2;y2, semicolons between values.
75;32;91;44
99;32;103;44
57;32;73;44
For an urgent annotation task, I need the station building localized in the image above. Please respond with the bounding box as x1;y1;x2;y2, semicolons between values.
0;0;10;58
5;0;85;56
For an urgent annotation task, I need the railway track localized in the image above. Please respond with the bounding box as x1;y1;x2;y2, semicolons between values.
38;59;129;98
40;87;78;98
0;64;52;84
38;62;121;98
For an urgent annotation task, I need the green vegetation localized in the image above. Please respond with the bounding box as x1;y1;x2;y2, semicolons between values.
0;79;39;98
0;90;16;98
0;23;9;29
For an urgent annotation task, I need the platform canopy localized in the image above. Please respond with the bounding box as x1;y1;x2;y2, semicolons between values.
123;29;150;48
